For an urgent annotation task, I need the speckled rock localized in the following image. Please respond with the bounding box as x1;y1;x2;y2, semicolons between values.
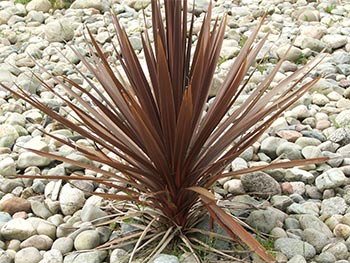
274;238;316;260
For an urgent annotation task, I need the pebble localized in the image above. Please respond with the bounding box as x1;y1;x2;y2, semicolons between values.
321;197;348;215
0;196;31;215
241;171;281;198
20;234;53;250
58;184;85;216
63;251;107;263
315;168;347;191
1;218;36;241
303;228;330;253
15;247;42;263
153;254;179;263
51;237;74;255
74;230;101;250
274;238;316;260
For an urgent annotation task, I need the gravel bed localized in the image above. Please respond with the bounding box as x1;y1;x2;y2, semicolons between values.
1;0;350;262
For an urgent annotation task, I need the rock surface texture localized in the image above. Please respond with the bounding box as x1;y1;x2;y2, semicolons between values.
0;0;350;262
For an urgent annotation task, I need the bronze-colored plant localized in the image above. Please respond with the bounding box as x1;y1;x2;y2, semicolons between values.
1;1;326;262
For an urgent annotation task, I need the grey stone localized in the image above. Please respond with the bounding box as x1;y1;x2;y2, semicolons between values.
299;215;333;238
16;72;41;94
80;204;108;222
26;0;51;12
315;168;346;191
276;141;302;160
276;45;302;62
300;37;326;52
246;209;279;234
295;137;322;147
287;255;306;263
241;171;281;198
74;230;101;250
274;238;316;260
26;10;45;23
287;202;319;215
45;20;74;43
315;251;336;263
37;221;56;240
63;251;107;263
337;64;350;76
329;128;350;146
284;168;314;184
31;200;53;219
40;249;63;263
63;153;92;172
52;237;74;254
0;125;19;148
15;247;42;263
323;34;348;49
0;250;12;263
153;254;179;263
0;69;15;83
1;218;36;241
223;179;245;194
59;184;85;216
17;152;51;169
56;223;76;238
323;242;348;260
70;0;110;12
332;52;350;64
260;136;285;159
302;228;330;253
284;218;300;230
337;144;350;157
302;146;323;159
297;9;320;22
0;10;12;25
109;249;128;263
0;157;16;178
321;197;347;215
271;195;293;211
335;110;350;128
20;234;53;250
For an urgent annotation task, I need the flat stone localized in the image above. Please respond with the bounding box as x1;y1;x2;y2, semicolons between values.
52;237;74;254
274;238;316;260
302;228;330;253
322;242;348;260
241;171;281;198
299;215;333;238
74;230;101;250
26;0;51;12
153;254;179;263
276;141;302;160
322;34;348;49
59;184;85;216
63;250;107;263
321;197;347;215
70;0;110;12
20;234;53;250
1;218;36;241
315;168;346;191
15;247;42;263
17;152;51;169
44;20;74;43
246;209;280;233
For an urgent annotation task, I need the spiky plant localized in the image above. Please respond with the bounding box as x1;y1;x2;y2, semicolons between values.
1;1;327;262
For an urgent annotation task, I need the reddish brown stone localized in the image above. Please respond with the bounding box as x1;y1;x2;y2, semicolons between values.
0;197;31;215
276;130;303;142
